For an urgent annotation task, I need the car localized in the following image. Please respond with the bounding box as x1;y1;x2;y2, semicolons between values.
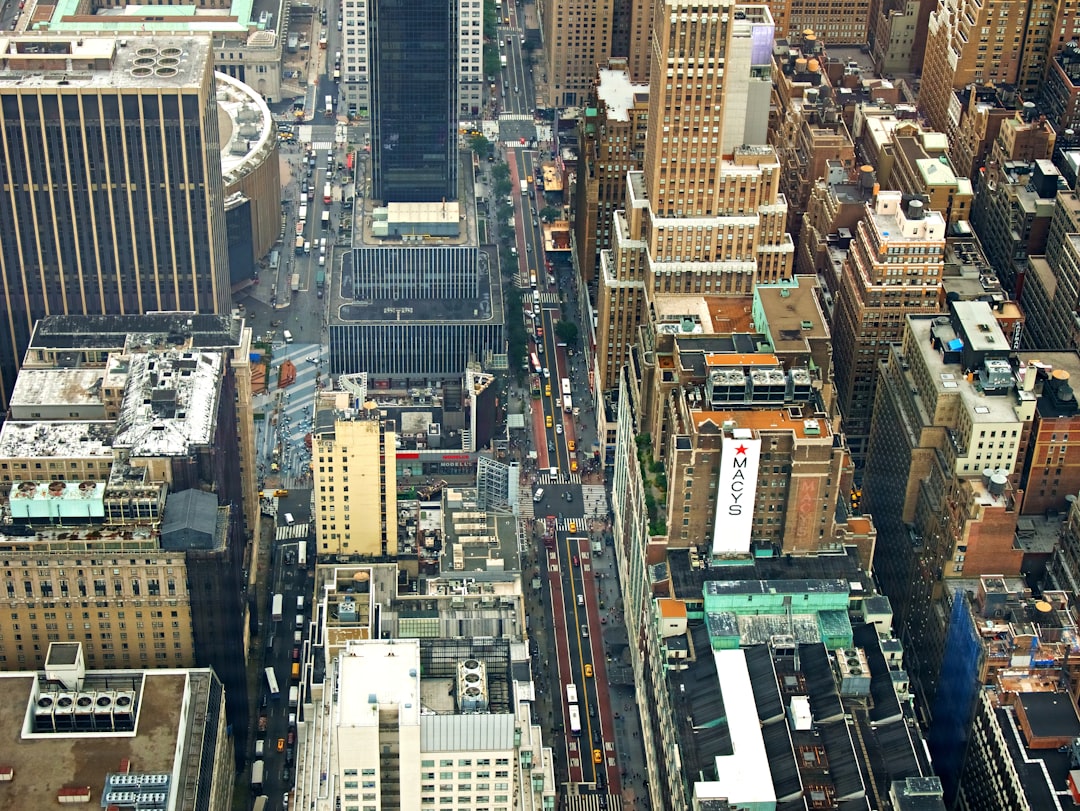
593;749;603;764
306;357;319;364
555;423;563;434
564;491;573;502
292;646;300;661
283;793;290;808
545;415;553;428
569;520;577;532
572;555;579;566
277;737;286;752
543;368;551;378
544;384;551;396
287;730;295;746
584;663;593;677
568;439;576;451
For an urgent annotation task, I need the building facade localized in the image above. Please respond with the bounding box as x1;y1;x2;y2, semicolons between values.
1019;190;1080;351
0;36;232;409
832;190;946;460
538;0;614;106
575;62;648;284
312;398;399;558
369;0;458;202
595;0;793;392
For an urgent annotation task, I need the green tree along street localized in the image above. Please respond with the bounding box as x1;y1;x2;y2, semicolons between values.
539;206;561;223
468;134;494;159
554;320;579;347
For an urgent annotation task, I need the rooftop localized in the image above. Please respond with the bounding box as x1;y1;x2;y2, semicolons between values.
9;368;107;410
419;713;516;752
753;277;829;351
1017;691;1080;740
42;0;262;35
0;420;114;459
596;66;648;122
112;351;223;456
0;36;210;89
692;406;833;440
216;71;276;187
338;639;422;728
908;316;1024;426
441;487;520;576
28;313;242;352
0;667;201;807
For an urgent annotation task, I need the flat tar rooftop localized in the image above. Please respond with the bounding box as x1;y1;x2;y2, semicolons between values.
27;313;242;351
0;670;191;807
0;36;210;88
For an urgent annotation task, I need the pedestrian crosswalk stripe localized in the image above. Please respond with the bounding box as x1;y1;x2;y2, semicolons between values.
564;795;621;810
498;113;534;122
537;472;580;485
309;141;334;150
539;292;559;303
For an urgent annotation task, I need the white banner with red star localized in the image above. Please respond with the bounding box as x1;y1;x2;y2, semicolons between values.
712;437;761;556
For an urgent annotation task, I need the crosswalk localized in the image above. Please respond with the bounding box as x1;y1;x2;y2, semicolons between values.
563;794;621;811
275;523;310;541
581;484;609;518
309;141;334;151
538;292;559;304
518;488;535;519
499;113;535;122
536;472;581;485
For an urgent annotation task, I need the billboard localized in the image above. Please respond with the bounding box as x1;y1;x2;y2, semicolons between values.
712;437;761;556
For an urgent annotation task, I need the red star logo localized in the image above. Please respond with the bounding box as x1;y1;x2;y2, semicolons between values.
735;444;747;454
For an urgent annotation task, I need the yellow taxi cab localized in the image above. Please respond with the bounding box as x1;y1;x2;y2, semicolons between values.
545;415;553;428
568;439;575;451
571;460;579;473
545;384;551;396
584;663;593;677
593;749;603;764
569;520;577;533
277;737;286;752
527;174;534;184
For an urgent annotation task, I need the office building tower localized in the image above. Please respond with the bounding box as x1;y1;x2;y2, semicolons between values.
290;637;556;810
595;0;793;391
769;0;870;45
0;36;231;410
329;246;504;379
457;0;483;119
0;644;233;810
312;394;398;558
770;33;856;244
971;160;1061;298
832;190;946;460
576;61;648;284
341;0;371;117
0;313;258;762
539;0;614;106
920;0;1057;135
864;303;1035;705
1019;189;1080;350
369;0;458;202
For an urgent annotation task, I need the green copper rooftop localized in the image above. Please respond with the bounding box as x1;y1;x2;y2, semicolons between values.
36;0;256;33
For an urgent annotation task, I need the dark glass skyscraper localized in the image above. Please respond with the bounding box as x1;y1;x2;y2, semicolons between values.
0;36;231;409
369;0;458;203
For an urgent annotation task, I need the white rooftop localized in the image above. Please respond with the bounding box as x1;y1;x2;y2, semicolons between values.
694;649;776;805
9;368;105;409
111;351;222;456
216;71;276;187
338;639;421;728
0;421;114;459
419;714;516;752
596;67;647;122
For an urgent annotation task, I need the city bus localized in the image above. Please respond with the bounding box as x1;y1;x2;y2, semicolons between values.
323;183;332;204
568;705;581;736
561;378;571;397
265;666;280;699
297;542;307;567
566;683;578;705
529;352;541;373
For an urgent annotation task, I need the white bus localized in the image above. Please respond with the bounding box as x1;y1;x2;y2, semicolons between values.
529;352;541;373
297;543;307;567
568;705;581;736
265;666;280;699
566;683;578;705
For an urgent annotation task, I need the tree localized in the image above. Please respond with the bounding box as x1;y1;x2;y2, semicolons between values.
554;320;579;347
539;205;561;223
492;163;510;183
468;134;493;159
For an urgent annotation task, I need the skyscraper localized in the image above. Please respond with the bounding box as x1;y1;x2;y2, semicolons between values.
594;0;792;390
0;35;231;409
369;0;458;202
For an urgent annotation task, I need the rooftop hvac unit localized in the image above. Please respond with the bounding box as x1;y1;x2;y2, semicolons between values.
456;659;489;713
75;692;96;729
34;694;57;733
53;693;76;730
836;648;871;697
